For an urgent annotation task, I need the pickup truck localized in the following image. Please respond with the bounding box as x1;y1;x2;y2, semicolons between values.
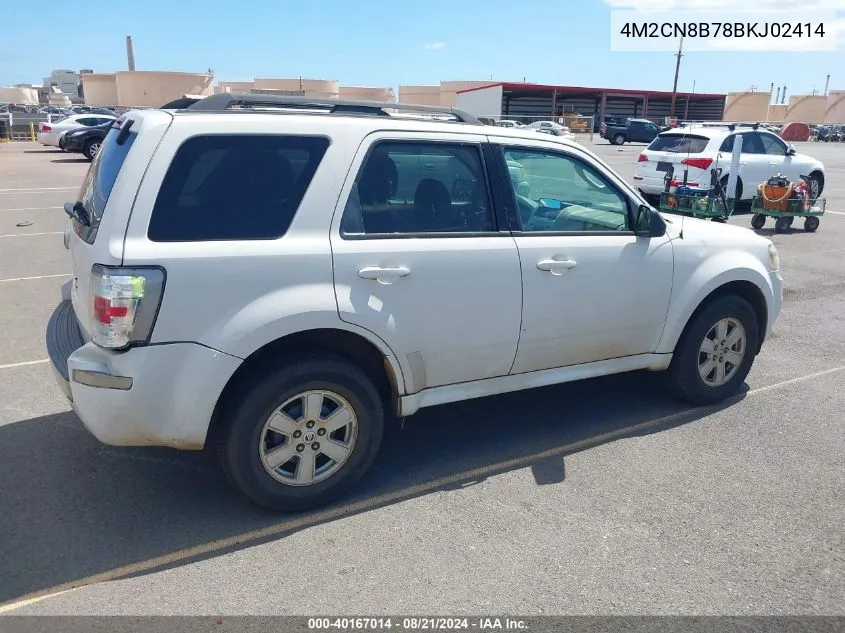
601;118;666;145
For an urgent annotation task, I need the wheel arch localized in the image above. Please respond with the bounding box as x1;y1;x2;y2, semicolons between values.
665;279;769;358
205;328;406;447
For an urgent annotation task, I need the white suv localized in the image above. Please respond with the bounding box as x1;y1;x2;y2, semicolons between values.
47;95;783;511
634;124;825;203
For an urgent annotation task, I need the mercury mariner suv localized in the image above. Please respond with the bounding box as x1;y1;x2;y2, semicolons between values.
47;94;784;511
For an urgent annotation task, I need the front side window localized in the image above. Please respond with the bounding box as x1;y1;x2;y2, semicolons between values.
759;132;787;155
148;134;329;242
340;141;494;236
503;147;630;233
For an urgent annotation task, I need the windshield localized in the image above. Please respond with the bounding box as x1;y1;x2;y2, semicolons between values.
73;125;138;244
648;134;710;153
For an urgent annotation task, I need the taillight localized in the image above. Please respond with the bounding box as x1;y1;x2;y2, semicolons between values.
681;157;713;170
41;124;52;133
637;153;649;162
90;265;166;349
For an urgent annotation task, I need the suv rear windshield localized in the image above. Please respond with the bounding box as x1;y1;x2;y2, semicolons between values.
647;134;710;153
73;123;136;244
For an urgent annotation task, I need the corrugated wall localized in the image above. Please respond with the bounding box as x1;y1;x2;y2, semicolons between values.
501;93;725;122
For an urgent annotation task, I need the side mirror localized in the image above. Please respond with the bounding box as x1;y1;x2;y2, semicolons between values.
635;204;666;237
786;145;796;156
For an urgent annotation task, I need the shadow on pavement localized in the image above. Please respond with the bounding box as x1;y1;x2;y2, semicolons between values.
22;150;64;154
0;370;744;605
50;158;89;164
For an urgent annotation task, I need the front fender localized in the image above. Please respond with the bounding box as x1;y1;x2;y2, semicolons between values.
656;250;776;355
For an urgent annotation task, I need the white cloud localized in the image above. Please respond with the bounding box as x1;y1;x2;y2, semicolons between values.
424;42;446;50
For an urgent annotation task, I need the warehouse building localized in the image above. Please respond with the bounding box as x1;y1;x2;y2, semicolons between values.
451;82;727;124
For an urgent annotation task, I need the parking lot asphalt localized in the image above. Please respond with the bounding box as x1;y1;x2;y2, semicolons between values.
0;138;842;616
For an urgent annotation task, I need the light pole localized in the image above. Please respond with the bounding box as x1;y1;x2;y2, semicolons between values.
670;35;684;117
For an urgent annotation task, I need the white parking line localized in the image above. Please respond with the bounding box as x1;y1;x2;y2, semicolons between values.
0;231;62;239
0;359;49;371
825;210;845;216
0;273;71;283
0;187;78;193
0;206;63;212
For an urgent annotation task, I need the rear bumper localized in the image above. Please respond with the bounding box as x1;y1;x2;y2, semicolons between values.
46;299;242;449
634;175;668;195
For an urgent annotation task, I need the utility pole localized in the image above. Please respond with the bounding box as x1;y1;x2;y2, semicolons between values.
669;35;684;117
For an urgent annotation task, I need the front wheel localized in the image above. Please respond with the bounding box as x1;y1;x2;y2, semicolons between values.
217;354;385;512
665;295;760;406
804;216;820;232
613;134;626;145
751;214;766;229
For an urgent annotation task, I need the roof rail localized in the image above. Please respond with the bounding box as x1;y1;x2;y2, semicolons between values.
180;93;483;125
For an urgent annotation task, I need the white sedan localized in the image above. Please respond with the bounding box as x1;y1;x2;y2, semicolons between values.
36;114;116;148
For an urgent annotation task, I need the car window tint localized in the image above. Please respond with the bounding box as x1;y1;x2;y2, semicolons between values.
503;147;630;233
148;134;330;242
759;133;787;155
340;141;494;236
741;133;765;154
649;134;709;153
719;135;735;152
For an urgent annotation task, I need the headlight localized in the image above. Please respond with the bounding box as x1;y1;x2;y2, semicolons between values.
768;243;780;271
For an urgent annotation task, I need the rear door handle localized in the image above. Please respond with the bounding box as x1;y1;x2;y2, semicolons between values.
358;265;411;284
537;259;577;274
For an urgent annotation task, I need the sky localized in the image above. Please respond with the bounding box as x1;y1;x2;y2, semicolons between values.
1;0;843;97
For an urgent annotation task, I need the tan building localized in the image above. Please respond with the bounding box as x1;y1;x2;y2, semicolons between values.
723;90;771;122
823;90;845;124
398;81;491;106
82;70;213;107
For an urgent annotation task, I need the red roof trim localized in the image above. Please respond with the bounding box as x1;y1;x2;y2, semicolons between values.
455;82;505;94
456;81;724;99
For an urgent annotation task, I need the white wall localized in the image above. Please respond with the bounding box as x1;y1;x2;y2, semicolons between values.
455;84;503;117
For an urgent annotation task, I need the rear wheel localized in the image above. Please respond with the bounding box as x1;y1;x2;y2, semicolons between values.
751;214;766;229
665;295;759;406
775;217;790;233
83;138;100;161
613;134;626;145
804;216;820;232
217;354;385;512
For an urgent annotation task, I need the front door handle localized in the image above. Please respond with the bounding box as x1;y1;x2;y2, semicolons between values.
358;265;411;284
537;259;577;274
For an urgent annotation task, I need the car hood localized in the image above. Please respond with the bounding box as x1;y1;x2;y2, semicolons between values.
659;211;770;249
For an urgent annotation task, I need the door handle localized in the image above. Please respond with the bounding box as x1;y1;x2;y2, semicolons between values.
537;259;577;274
358;265;411;284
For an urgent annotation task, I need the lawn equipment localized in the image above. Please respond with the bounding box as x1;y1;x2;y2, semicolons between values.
750;174;826;233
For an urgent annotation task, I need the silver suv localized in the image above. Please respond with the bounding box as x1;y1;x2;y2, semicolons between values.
47;94;783;511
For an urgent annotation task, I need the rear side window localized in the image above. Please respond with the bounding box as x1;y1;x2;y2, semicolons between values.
74;125;137;244
648;134;710;153
147;134;330;242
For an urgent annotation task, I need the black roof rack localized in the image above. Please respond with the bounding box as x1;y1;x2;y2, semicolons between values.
176;93;482;125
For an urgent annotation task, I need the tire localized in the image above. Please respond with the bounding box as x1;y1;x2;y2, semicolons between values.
804;216;820;232
775;217;790;233
720;175;743;201
786;216;794;227
217;354;385;512
806;172;824;199
665;295;760;406
83;139;101;161
613;134;626;145
751;214;766;229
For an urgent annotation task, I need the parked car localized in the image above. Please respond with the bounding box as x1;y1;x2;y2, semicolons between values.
37;114;117;148
601;118;667;145
59;120;114;160
634;125;825;203
47;94;783;512
496;119;524;128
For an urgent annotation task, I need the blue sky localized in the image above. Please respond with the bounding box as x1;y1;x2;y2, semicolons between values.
1;0;842;96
